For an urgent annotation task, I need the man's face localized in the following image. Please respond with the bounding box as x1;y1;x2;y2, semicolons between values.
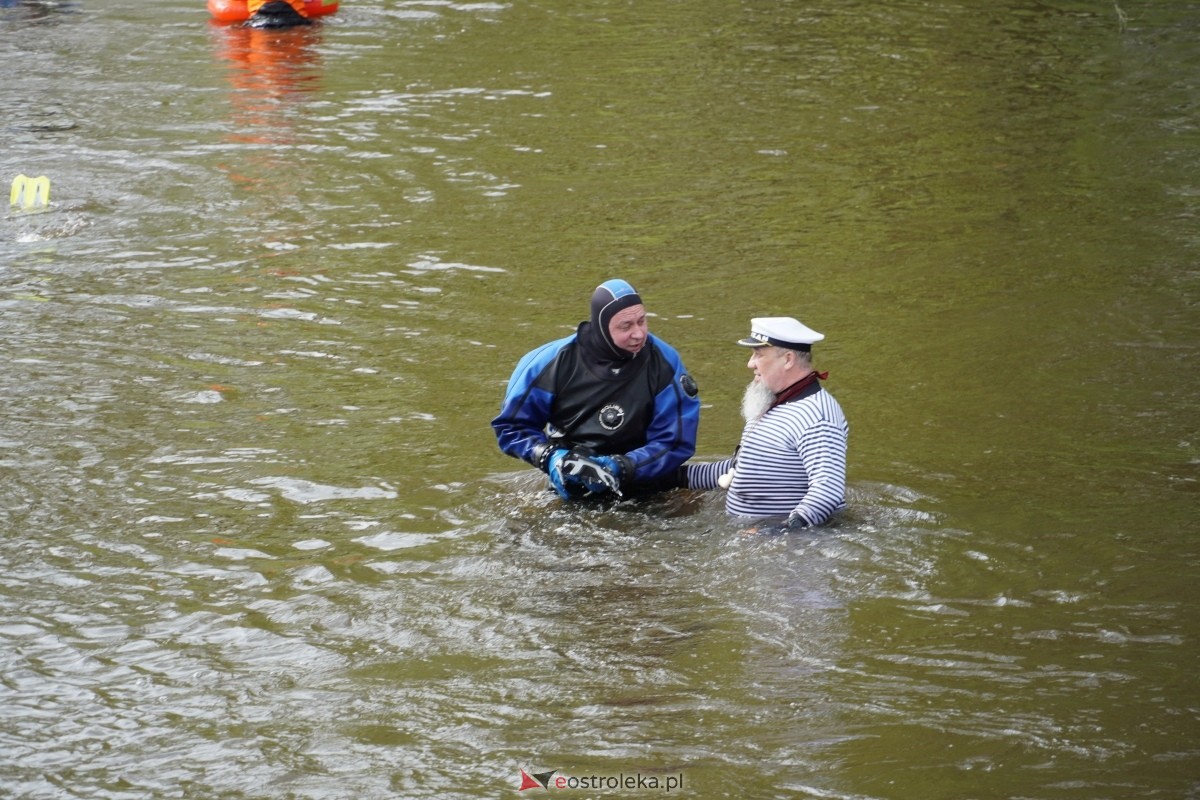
746;346;791;393
608;304;648;354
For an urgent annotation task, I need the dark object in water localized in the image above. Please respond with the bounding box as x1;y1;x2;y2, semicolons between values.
245;0;311;28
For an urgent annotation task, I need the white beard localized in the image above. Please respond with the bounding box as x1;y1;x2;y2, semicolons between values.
741;379;775;422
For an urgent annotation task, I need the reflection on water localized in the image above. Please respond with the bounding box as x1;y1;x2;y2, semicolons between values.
1;0;1197;798
216;23;324;134
216;25;322;133
212;22;326;244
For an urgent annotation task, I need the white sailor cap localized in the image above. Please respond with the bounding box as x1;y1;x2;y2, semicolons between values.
737;317;825;351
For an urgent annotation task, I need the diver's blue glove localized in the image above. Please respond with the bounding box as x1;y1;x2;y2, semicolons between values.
559;453;623;497
545;448;573;499
589;456;624;494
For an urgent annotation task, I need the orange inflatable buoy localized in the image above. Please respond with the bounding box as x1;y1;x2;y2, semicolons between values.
207;0;338;24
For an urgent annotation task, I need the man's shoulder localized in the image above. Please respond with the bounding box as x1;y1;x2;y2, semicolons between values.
509;334;577;381
645;333;688;366
519;333;576;361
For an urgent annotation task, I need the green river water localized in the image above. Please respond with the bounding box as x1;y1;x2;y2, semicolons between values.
1;1;1197;798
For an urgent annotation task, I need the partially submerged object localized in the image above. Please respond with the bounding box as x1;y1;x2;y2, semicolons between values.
207;0;338;26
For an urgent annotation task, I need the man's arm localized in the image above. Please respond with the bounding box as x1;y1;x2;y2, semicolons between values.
491;338;570;466
788;419;848;526
682;458;734;490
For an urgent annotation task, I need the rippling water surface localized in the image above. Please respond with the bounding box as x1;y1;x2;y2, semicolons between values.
2;1;1197;798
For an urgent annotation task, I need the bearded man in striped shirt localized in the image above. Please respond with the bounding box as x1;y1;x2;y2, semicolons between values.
683;317;849;531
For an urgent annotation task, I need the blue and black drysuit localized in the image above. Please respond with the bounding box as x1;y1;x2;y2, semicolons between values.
492;325;700;494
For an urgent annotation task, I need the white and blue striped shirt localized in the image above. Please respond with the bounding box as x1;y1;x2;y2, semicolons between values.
687;388;848;525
